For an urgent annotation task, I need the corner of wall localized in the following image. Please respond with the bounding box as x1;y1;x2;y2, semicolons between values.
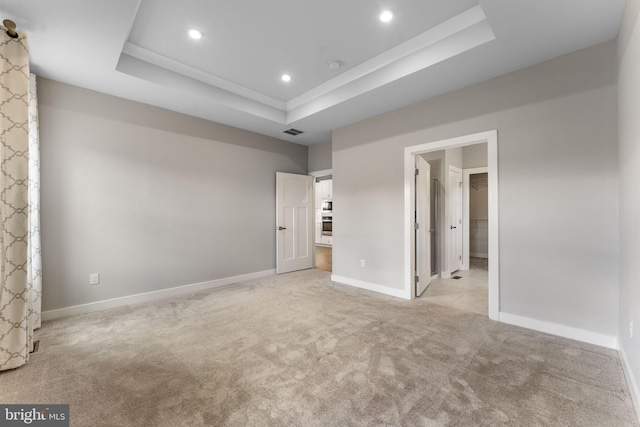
619;339;640;423
617;0;640;423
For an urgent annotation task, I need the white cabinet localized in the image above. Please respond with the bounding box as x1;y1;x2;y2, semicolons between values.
314;177;332;247
319;179;333;200
318;234;332;246
314;181;322;209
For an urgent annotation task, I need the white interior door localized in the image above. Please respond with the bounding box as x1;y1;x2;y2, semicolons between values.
415;156;431;296
276;172;314;274
448;166;463;273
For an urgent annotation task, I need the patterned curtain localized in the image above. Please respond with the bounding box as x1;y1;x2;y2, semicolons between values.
28;74;42;329
0;26;34;371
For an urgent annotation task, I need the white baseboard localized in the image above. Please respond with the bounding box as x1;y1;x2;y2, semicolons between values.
618;340;640;423
499;312;618;349
331;275;408;300
470;252;488;258
42;269;276;321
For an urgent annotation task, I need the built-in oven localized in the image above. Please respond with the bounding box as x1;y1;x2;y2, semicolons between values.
321;215;332;236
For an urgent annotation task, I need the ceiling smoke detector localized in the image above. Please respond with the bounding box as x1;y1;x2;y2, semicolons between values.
327;60;342;70
283;128;304;136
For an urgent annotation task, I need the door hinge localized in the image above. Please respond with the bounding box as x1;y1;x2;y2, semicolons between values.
415;168;419;176
459;255;462;261
414;275;419;283
414;223;419;230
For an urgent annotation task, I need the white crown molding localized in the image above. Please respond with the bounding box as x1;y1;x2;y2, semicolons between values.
285;18;495;123
116;53;287;124
122;42;286;110
118;4;495;126
286;5;490;111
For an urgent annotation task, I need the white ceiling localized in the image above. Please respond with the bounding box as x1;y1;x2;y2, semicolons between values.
0;0;626;145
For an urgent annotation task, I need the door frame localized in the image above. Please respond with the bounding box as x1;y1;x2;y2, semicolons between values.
309;169;333;266
462;167;488;271
447;165;463;276
404;130;499;320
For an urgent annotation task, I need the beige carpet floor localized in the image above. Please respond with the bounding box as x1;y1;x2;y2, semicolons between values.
0;269;637;426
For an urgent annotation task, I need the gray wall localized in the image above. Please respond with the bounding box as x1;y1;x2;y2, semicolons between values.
618;0;640;393
308;141;332;172
463;143;488;168
38;78;307;311
333;41;618;336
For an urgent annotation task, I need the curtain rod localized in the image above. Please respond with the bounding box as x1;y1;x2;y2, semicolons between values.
3;19;18;39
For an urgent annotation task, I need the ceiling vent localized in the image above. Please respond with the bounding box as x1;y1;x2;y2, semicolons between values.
283;128;304;136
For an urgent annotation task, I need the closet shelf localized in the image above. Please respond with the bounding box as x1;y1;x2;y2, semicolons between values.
470;174;488;191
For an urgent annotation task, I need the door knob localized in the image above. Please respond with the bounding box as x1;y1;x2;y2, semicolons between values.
450;226;457;229
278;226;287;231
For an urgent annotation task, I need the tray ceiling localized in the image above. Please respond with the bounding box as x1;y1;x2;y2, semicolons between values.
0;0;626;144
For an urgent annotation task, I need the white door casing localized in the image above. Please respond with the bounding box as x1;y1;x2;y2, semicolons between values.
276;172;314;274
404;130;499;320
448;166;463;274
462;167;489;270
415;156;431;296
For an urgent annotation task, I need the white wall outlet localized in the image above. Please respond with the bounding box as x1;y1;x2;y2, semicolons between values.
630;319;634;338
89;273;100;285
360;259;366;268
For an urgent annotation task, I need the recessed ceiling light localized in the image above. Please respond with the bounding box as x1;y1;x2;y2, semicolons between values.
281;74;292;82
379;10;394;23
188;29;203;40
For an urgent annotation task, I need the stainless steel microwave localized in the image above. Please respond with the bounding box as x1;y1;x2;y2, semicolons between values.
321;200;332;212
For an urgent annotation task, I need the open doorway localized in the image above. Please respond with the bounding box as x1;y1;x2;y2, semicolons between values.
404;130;499;320
463;168;489;270
414;147;488;314
309;169;333;272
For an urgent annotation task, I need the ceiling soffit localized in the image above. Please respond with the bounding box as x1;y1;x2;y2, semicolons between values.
116;4;495;127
